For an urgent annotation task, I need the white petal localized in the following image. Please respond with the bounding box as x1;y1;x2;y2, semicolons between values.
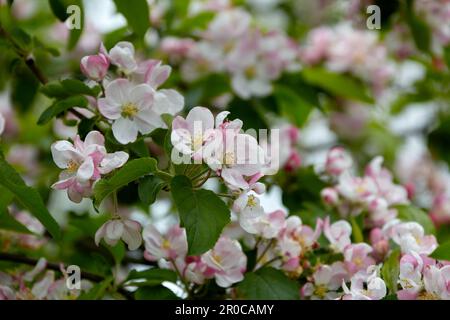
77;157;95;181
99;151;129;174
130;84;155;110
112;118;139;144
153;89;184;115
134;109;166;134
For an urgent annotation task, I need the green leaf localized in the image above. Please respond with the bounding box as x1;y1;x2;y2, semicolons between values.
302;68;374;103
37;95;88;125
113;0;150;38
40;81;68;98
94;158;169;207
48;0;70;21
274;85;314;127
134;285;178;300
0;152;61;240
236;267;299;300
78;276;113;300
350;216;364;243
404;0;431;53
0;211;34;234
60;79;96;96
396;205;435;235
444;46;450;69
428;116;450;167
126;268;177;286
430;241;450;261
171;175;230;255
138;175;165;206
173;12;215;35
381;249;400;295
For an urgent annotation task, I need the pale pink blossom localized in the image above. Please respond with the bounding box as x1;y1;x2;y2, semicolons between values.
98;79;164;144
323;217;352;253
302;262;348;300
51;131;128;202
397;252;425;300
95;218;142;250
390;221;438;255
143;224;188;261
344;243;375;275
342;265;387;300
423;264;450;300
325;147;353;177
321;187;339;206
80;53;109;81
202;237;247;287
107;41;138;74
0;112;4;137
240;209;286;239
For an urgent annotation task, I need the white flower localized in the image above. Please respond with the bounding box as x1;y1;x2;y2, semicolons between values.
98;79;163;144
0;112;5;136
342;265;387;300
390;221;438;255
108;41;138;74
95;218;142;250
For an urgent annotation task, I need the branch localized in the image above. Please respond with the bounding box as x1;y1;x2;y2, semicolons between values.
0;24;48;85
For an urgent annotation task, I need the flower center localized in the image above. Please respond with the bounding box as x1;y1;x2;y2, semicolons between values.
192;134;203;151
314;285;328;298
224;152;235;166
162;239;171;249
245;66;256;78
66;160;79;173
353;257;363;267
247;195;257;208
121;102;139;118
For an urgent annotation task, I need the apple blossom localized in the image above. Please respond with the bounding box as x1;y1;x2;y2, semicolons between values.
324;146;353;177
343;243;375;275
302;262;348;300
423;265;450;300
51;131;128;202
342;265;387;300
397;252;425;300
98;79;165;144
240;209;286;239
143;224;188;261
80;53;109;81
323;217;352;253
201;237;247;287
107;41;138;74
95;218;142;250
390;221;438;255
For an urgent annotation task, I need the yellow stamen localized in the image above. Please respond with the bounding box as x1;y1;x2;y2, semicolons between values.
121;102;139;118
67;160;79;173
224;152;235;166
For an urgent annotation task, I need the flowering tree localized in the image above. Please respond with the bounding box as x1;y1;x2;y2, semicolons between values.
0;0;450;300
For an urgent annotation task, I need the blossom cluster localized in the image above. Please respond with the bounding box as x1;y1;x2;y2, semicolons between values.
143;225;247;288
0;258;91;300
161;8;300;99
320;147;409;227
300;23;393;94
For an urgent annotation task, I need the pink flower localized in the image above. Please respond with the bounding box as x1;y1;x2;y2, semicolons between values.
240;209;286;239
171;106;217;159
80;53;109;81
51;131;128;202
369;228;389;261
143;224;188;261
344;243;375;275
397;252;424;300
98;79;163;144
301;27;333;64
302;262;348;300
160;37;195;59
323;217;352;253
325;147;353;176
342;265;386;300
107;41;137;74
201;237;247;287
390;221;438;255
321;187;339;206
95;218;142;250
423;265;450;300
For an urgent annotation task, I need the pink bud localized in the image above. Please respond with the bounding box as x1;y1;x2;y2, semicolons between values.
80;53;109;81
325;146;352;176
285;151;301;172
321;187;339;205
